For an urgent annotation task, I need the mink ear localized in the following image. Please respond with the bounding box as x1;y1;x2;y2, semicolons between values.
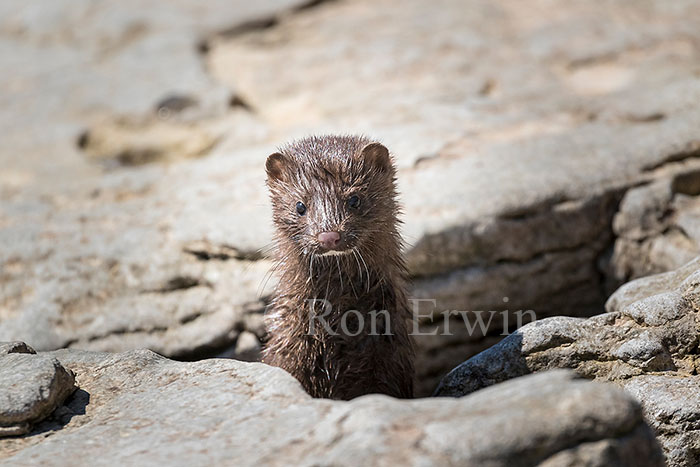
266;152;289;182
359;142;393;173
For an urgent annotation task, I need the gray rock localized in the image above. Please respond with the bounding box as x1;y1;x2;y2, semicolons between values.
607;175;700;289
624;376;700;467
0;352;76;437
0;349;663;466
0;0;307;177
435;258;700;465
0;0;311;365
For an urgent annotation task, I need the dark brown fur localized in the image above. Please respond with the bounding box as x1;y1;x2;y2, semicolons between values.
262;135;415;400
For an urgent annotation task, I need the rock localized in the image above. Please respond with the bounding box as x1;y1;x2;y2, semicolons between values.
0;0;308;180
0;342;35;356
3;0;700;399
0;347;662;466
607;173;700;290
0;350;76;437
0;0;315;363
624;376;700;467
435;258;700;465
79;117;220;166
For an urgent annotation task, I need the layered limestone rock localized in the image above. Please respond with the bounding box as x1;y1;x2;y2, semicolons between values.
435;258;700;466
0;346;663;466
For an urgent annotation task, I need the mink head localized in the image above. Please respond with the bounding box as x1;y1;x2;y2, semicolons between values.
265;135;400;260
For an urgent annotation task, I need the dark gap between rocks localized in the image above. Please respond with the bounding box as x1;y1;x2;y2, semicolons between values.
170;339;243;362
145;276;209;294
643;143;700;172
292;0;340;12
623;112;666;123
183;243;264;261
228;94;254;112
215;16;279;39
672;168;700;196
155;94;199;114
17;389;90;440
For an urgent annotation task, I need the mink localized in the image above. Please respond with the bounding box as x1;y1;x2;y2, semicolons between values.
261;135;415;400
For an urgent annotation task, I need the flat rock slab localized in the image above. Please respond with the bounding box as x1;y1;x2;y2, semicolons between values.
0;349;662;466
0;352;76;437
435;257;700;466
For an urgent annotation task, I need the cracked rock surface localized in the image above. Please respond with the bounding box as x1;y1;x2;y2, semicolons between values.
435;257;700;466
0;348;663;466
0;343;76;437
2;0;700;397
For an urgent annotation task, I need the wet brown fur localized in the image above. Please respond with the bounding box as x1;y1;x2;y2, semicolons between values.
262;135;415;400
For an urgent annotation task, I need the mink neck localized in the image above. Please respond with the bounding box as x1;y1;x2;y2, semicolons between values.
279;238;402;303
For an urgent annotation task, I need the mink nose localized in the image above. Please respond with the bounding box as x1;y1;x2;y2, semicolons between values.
318;231;341;249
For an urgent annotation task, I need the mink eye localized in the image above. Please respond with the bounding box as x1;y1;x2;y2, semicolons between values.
296;201;307;216
348;195;361;209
